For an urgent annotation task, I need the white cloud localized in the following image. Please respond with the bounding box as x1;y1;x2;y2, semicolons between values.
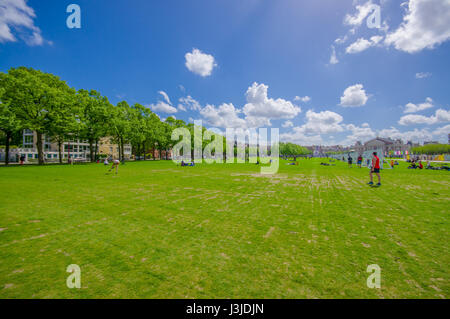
196;83;302;129
378;126;433;143
346;38;372;54
415;72;432;79
434;124;450;137
185;48;217;77
282;120;294;128
398;108;450;125
280;109;347;145
200;103;246;128
340;84;369;107
343;123;376;144
178;95;202;111
385;0;450;53
150;101;177;114
344;1;376;27
280;127;323;146
404;97;434;113
0;0;46;45
345;36;384;54
329;45;339;64
158;91;171;105
149;91;177;114
243;82;301;126
335;35;348;44
294;96;311;103
302;110;345;135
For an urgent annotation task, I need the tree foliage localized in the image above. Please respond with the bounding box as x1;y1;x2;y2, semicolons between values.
411;144;450;155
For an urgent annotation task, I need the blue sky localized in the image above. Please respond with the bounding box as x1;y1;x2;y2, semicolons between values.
1;0;449;145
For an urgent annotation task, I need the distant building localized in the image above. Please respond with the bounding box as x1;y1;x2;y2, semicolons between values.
354;137;419;156
15;130;132;162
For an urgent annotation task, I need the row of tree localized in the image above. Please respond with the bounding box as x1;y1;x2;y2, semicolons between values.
0;67;188;165
279;142;311;158
411;144;450;155
0;67;310;166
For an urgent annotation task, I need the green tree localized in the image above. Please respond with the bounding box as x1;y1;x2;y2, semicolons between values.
109;101;133;161
0;81;22;165
0;67;74;165
77;90;110;162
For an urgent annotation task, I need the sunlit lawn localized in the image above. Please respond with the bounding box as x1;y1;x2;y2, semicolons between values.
0;159;448;298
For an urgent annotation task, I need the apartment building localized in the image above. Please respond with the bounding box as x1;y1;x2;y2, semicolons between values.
16;130;132;162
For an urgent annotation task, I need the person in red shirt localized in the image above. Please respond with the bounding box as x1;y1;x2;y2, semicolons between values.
368;152;381;186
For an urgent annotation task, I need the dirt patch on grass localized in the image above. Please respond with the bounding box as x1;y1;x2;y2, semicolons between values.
264;227;276;238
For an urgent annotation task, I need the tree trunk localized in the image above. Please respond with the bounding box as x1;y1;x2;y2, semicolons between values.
58;139;63;164
120;137;125;162
89;138;95;163
142;142;145;160
36;132;44;165
94;139;99;162
4;131;11;166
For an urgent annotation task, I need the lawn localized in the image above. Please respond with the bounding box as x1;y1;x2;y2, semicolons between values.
0;159;448;298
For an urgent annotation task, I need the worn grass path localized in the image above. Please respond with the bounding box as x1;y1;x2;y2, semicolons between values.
0;159;448;298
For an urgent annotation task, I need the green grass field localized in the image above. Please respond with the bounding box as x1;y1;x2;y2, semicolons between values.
0;159;448;298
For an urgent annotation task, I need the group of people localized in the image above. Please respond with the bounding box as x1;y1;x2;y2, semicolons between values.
346;152;382;185
346;155;364;168
408;160;424;169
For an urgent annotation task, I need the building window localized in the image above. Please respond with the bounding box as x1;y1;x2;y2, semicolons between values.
24;135;33;144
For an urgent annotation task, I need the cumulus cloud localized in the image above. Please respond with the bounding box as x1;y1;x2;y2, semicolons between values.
415;72;432;79
280;127;323;146
185;48;217;77
200;103;246;128
0;0;46;45
302;110;345;134
243;82;301;126
434;124;450;137
195;83;302;129
149;91;177;114
398;108;450;125
385;0;450;53
404;97;434;113
340;84;369;107
378;126;433;143
343;122;376;144
294;96;311;103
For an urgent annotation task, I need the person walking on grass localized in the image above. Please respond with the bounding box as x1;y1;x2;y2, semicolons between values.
368;152;381;186
357;154;363;168
108;159;120;174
